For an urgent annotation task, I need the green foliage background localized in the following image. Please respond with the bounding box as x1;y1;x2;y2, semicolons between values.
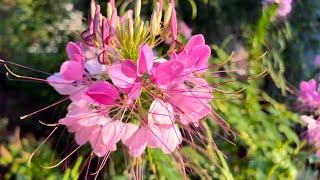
1;0;320;179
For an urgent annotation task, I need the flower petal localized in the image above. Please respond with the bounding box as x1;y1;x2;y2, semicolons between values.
153;60;184;86
159;125;182;154
148;99;174;127
137;45;154;77
60;61;83;81
47;73;84;95
66;42;84;63
185;34;205;52
85;58;107;75
123;127;148;157
86;81;119;105
107;60;137;91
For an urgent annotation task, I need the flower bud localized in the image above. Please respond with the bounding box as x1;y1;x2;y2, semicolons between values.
107;3;113;19
164;3;172;27
150;11;158;35
134;0;141;23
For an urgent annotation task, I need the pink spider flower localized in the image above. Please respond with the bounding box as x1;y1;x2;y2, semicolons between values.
299;79;320;109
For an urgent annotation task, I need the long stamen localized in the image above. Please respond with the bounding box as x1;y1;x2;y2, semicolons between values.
20;97;69;120
4;64;48;83
28;126;59;166
0;59;52;76
41;145;82;169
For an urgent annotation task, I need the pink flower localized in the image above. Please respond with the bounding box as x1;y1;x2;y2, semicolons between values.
299;79;320;108
265;0;292;17
172;34;211;74
47;42;88;101
301;115;320;157
47;41;108;102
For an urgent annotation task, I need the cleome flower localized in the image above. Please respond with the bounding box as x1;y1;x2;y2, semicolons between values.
0;0;233;178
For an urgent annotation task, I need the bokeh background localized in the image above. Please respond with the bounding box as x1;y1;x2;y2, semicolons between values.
1;0;320;179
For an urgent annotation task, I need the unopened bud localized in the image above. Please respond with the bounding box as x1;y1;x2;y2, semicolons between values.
135;0;141;23
107;3;113;19
151;11;158;35
164;4;172;27
90;0;96;20
128;17;134;39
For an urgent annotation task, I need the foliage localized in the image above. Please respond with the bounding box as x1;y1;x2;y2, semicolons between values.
0;124;62;179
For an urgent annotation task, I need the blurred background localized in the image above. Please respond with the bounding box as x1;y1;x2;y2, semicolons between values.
1;0;320;179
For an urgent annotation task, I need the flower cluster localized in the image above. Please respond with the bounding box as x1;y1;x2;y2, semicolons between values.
299;79;320;109
299;80;320;156
47;0;213;158
301;115;320;157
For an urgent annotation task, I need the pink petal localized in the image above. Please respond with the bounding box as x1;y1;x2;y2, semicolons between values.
59;117;80;132
185;34;205;52
101;121;123;147
86;81;119;105
121;123;139;142
153;60;184;86
148;99;174;127
47;73;85;95
90;127;109;157
78;116;110;127
127;83;142;104
186;45;211;72
159;125;182;154
75;127;93;145
66;42;84;63
107;60;137;91
167;78;212;124
60;61;83;81
123;127;148;157
137;45;154;77
146;125;162;148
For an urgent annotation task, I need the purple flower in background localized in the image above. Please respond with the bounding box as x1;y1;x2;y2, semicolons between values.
178;21;192;39
301;115;320;157
314;55;320;67
299;79;320;109
265;0;292;17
